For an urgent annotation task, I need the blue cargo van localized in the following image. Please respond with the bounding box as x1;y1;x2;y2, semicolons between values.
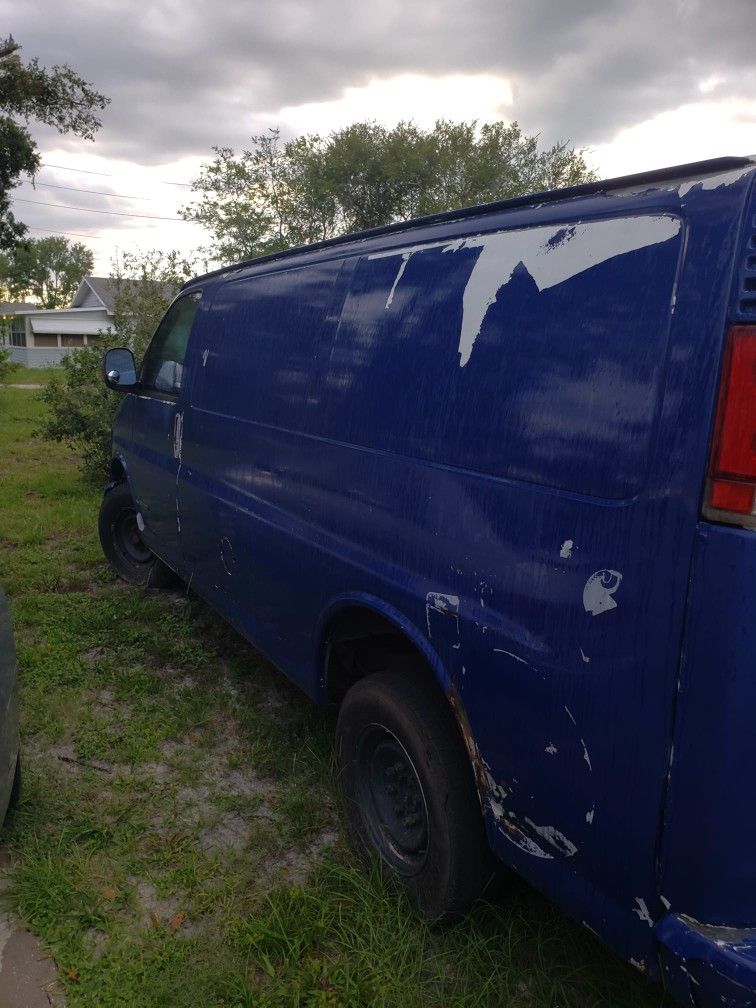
100;156;756;1007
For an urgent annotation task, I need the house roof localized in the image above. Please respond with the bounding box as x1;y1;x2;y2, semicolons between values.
0;302;37;315
70;276;118;311
71;276;179;312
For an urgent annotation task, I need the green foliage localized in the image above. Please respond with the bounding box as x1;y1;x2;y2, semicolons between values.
182;120;597;264
1;235;94;307
0;345;19;382
38;250;196;481
0;35;109;249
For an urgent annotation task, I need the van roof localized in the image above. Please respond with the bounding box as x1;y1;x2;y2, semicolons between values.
186;154;756;288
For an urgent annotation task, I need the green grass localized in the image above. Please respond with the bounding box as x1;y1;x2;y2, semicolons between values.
0;386;667;1007
2;365;60;385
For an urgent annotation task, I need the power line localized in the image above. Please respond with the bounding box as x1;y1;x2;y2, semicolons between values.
30;181;150;201
13;197;185;222
26;226;105;240
42;161;194;189
41;162;112;177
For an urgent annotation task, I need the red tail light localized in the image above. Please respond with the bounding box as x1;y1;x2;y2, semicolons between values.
704;325;756;527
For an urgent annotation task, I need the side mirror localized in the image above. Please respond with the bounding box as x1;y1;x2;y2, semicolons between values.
103;348;137;391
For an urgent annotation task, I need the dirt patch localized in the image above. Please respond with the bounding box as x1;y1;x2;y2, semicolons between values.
200;813;250;854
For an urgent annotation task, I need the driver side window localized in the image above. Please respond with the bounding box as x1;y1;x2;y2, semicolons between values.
140;291;201;395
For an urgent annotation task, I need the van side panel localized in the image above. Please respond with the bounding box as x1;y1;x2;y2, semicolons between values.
174;171;753;972
316;217;680;499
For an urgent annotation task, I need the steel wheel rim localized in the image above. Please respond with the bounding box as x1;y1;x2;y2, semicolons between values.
114;509;153;567
354;724;429;876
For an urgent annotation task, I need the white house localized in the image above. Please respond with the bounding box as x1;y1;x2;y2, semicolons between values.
1;277;118;367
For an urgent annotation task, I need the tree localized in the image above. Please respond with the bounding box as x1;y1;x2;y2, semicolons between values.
39;250;197;481
2;235;94;307
0;34;109;249
181;120;597;264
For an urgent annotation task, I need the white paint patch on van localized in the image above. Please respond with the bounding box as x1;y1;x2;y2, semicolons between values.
202;347;209;367
545;743;558;755
660;895;671;911
492;648;531;667
633;897;654;927
564;705;577;726
425;591;460;639
384;252;411;308
580;739;593;771
559;539;574;559
522;817;578;857
369;215;681;367
448;216;681;366
136;511;145;532
583;569;623;615
677;166;753;198
586;806;595;824
580;648;591;663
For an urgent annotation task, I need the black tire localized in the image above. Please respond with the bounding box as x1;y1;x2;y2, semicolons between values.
98;483;176;588
336;669;492;923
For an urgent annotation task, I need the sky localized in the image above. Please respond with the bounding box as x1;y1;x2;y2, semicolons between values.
3;0;756;278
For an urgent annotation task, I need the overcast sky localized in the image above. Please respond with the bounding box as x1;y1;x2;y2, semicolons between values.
4;0;756;276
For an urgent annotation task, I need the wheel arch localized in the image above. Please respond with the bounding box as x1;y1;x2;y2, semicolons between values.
317;592;451;705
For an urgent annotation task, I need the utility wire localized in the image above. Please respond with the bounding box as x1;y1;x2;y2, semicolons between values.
13;197;185;222
26;226;105;240
30;181;149;201
41;162;112;177
42;161;194;189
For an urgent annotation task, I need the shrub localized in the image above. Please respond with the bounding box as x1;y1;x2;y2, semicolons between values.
0;347;20;383
37;251;197;483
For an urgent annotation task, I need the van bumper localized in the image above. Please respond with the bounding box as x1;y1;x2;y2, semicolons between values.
656;913;756;1006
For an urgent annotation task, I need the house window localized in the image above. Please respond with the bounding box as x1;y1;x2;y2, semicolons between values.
61;334;85;347
34;335;59;348
10;318;26;347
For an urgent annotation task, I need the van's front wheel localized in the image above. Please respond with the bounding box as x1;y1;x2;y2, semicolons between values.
98;483;176;588
336;670;491;923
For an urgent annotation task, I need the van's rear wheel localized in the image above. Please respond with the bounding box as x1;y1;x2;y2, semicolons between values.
336;670;491;922
98;483;176;588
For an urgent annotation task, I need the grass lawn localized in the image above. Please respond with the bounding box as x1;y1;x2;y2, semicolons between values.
0;386;667;1007
3;365;60;386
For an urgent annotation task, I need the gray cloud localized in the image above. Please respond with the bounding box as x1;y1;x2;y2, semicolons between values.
2;0;755;171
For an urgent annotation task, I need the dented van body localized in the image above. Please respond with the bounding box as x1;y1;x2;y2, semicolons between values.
102;156;756;1006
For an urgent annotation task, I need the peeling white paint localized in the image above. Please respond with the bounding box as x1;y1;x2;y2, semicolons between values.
202;347;209;366
522;817;578;857
426;591;459;615
586;806;595;824
501;828;553;860
370;215;681;367
450;216;680;366
425;591;460;639
580;738;592;772
633;897;654;927
136;511;145;532
583;569;623;615
492;648;531;667
660;895;671;910
559;539;574;559
580;649;590;664
564;705;577;726
677;166;753;198
545;744;558;755
384;252;411;308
